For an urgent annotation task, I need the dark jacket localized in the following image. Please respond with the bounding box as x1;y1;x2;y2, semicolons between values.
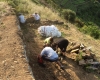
55;38;69;52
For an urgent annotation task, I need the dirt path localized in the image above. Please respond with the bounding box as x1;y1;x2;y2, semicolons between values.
0;2;33;80
21;21;99;80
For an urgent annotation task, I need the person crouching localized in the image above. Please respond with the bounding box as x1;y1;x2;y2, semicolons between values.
37;47;64;69
52;38;69;57
43;37;54;48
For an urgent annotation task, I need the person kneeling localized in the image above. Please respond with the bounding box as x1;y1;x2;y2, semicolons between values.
37;47;64;70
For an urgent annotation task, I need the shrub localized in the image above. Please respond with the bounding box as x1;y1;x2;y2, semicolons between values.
90;27;100;39
62;9;76;23
80;25;100;39
75;18;84;28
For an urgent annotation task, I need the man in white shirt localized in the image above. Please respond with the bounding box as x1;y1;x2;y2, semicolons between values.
37;47;64;69
33;13;40;20
32;13;40;23
18;13;26;24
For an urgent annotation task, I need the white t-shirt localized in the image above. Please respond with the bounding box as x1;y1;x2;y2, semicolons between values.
40;47;58;60
33;13;40;20
19;15;26;23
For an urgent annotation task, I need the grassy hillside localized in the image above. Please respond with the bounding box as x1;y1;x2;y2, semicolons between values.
0;0;63;21
39;0;100;26
1;0;100;27
35;0;100;39
0;0;100;39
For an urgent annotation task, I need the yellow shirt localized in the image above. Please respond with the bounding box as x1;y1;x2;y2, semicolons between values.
44;37;51;44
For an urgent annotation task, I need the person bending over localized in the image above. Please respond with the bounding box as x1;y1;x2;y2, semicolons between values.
52;38;69;57
43;37;54;47
37;47;64;69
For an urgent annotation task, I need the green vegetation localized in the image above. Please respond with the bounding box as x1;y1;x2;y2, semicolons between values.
0;0;31;14
0;0;62;20
61;32;66;37
79;24;100;39
43;0;100;26
0;0;100;39
61;9;76;23
75;18;84;28
37;0;100;39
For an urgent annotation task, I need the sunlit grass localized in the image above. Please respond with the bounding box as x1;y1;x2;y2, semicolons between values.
0;0;62;21
26;0;62;20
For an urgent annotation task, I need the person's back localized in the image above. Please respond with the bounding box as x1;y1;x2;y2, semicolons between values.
56;38;69;48
19;14;26;23
33;13;40;21
41;47;58;60
38;47;64;69
52;38;69;56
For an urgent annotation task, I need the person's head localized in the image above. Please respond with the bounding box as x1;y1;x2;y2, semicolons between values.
18;13;22;16
51;42;57;51
43;43;51;48
46;43;51;47
50;37;54;44
35;13;38;15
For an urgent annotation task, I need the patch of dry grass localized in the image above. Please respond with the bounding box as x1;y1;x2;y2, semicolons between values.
26;0;62;21
0;0;63;21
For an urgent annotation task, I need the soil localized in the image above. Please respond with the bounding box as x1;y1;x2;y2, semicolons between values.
0;2;100;80
0;2;33;80
22;21;100;80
